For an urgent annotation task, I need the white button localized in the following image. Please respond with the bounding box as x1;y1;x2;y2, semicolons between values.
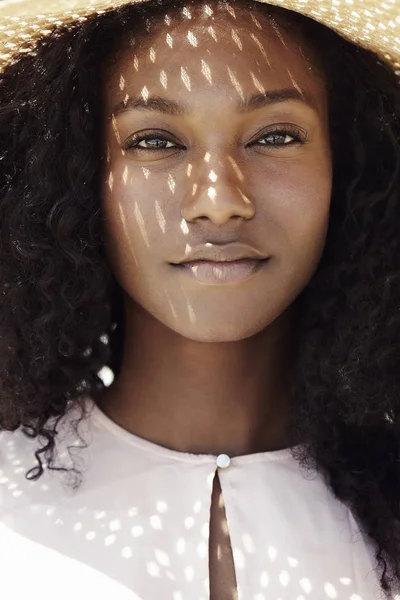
216;453;231;468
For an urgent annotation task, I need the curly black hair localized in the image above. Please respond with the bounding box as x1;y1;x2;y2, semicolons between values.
1;0;400;595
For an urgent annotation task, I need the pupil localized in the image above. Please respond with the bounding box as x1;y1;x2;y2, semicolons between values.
149;138;165;147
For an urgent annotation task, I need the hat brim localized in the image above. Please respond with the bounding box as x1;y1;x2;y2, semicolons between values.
0;0;399;77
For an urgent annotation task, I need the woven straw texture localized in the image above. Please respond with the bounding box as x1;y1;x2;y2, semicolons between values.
0;0;399;76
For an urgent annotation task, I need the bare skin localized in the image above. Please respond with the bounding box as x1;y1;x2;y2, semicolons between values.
93;3;332;597
94;1;332;458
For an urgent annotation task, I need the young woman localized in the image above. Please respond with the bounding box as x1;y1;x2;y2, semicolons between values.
0;0;399;597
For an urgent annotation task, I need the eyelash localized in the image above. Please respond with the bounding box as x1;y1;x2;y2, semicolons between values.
124;126;308;153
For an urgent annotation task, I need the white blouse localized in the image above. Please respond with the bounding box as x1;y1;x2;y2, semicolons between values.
0;396;393;599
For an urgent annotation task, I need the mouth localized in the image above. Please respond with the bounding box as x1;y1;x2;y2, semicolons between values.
171;258;269;285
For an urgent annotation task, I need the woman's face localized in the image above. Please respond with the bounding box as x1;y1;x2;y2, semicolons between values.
101;2;332;342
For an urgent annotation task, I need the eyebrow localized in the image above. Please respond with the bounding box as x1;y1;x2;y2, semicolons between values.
112;88;317;117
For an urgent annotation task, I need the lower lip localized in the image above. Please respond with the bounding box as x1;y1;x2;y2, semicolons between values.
174;259;267;284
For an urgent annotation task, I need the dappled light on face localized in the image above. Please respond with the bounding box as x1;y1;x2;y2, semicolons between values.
149;47;156;63
182;6;192;20
107;171;114;192
181;66;191;91
271;19;288;50
250;13;263;30
228;66;245;101
180;218;189;235
118;203;139;266
250;70;266;93
186;298;197;323
227;156;244;182
155;200;166;234
141;85;149;101
201;59;212;84
111;114;121;143
168;174;176;194
184;291;197;323
174;280;198;324
237;188;252;205
231;29;243;51
160;69;168;89
203;4;214;18
207;187;217;203
100;0;332;342
298;45;314;73
223;1;236;19
165;290;178;322
286;68;304;96
134;201;150;248
187;30;198;47
250;33;272;67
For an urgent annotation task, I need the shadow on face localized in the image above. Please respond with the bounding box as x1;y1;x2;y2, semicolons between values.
100;0;332;343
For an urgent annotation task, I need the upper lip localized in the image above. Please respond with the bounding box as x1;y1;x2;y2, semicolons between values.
172;243;269;264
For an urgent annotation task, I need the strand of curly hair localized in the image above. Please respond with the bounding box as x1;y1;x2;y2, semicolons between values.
1;0;400;595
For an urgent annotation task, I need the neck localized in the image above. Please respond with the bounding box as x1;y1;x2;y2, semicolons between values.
94;301;297;457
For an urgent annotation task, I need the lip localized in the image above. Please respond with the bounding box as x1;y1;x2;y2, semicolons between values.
172;242;268;265
173;258;268;285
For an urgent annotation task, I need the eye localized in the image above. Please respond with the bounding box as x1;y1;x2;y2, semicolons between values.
252;126;308;148
124;125;308;154
124;132;181;152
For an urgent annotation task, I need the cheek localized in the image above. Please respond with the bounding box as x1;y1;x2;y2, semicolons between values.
99;151;333;342
100;169;182;318
101;166;168;257
255;154;333;252
100;177;156;286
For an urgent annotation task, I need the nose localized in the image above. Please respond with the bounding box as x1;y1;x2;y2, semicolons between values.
180;164;255;225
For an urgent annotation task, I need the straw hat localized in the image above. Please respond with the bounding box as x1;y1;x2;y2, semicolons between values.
0;0;399;79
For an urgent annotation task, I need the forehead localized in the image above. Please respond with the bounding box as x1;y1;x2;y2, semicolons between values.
103;3;326;115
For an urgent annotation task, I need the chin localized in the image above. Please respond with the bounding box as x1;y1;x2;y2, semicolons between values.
168;319;270;343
